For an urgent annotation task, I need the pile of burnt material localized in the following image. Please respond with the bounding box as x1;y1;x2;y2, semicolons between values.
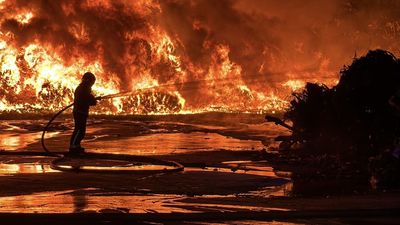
268;50;400;190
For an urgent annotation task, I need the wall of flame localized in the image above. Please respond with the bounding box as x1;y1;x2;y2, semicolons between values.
0;0;399;114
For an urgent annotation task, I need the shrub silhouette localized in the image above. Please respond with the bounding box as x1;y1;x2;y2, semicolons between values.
284;49;400;188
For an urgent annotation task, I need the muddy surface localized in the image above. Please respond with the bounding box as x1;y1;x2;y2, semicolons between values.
0;114;399;224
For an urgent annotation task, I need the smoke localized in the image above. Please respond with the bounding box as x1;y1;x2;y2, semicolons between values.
158;0;400;81
1;0;400;111
233;0;400;75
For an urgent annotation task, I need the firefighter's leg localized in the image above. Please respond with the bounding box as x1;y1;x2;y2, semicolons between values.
70;112;88;150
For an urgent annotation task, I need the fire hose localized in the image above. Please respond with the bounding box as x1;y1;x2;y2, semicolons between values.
40;93;129;155
32;75;268;173
40;94;184;173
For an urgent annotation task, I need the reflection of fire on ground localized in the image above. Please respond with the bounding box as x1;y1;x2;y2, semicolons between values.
0;117;292;213
2;1;398;115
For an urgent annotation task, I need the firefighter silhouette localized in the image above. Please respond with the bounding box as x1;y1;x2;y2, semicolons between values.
69;72;97;154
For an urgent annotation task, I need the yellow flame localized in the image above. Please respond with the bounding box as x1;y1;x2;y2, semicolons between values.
0;17;296;115
282;79;306;92
15;12;33;24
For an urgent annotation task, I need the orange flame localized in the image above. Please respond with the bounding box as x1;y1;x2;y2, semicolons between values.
5;0;393;115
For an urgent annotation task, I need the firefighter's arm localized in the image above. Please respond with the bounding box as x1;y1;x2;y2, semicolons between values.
88;93;97;106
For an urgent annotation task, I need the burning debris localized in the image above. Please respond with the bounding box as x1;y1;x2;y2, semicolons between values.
269;49;400;190
1;0;400;114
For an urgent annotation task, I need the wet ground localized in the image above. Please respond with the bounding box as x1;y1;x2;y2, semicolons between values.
0;115;290;209
0;114;399;224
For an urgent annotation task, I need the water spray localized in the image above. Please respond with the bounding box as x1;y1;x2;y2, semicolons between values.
94;72;284;100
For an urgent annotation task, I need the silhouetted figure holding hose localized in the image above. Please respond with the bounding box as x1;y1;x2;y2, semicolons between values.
69;72;97;154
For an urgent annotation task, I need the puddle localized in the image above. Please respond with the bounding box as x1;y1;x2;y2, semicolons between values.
85;132;265;155
54;161;180;172
0;132;59;151
0;160;281;177
186;166;277;177
0;190;187;213
0;161;179;174
0;163;59;174
0;159;292;213
0;133;42;150
0;189;290;213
